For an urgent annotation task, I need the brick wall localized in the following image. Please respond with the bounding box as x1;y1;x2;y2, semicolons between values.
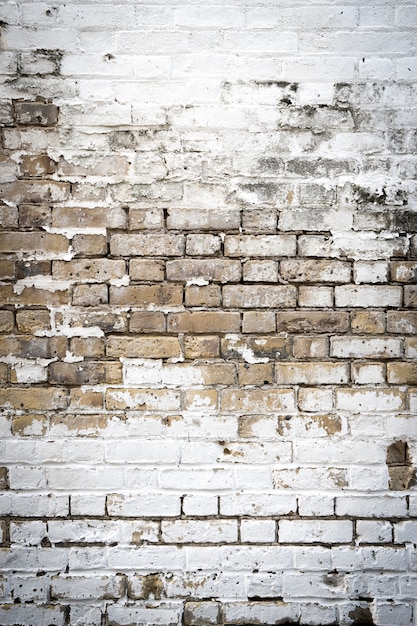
0;1;416;625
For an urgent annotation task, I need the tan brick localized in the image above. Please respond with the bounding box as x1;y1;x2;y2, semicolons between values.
404;286;417;308
243;260;278;282
12;414;48;436
50;414;114;435
130;259;165;282
0;387;68;410
242;311;276;333
224;235;296;257
405;338;417;359
238;363;274;385
242;208;277;233
335;285;402;308
280;259;351;283
53;259;126;282
0;180;70;203
0;336;67;359
0;285;69;305
0;232;69;255
72;234;108;257
293;337;329;359
110;234;184;257
0;261;15;280
52;206;127;229
351;311;385;334
221;335;290;360
387;363;417;384
69;389;104;411
106;388;181;411
70;337;105;358
221;388;295;413
129;208;164;230
183;336;220;359
0;364;8;383
72;284;108;306
183;390;218;411
0;311;14;333
18;204;51;228
15;310;49;333
110;285;182;307
20;154;56;177
0;468;8;490
14;101;59;125
186;234;221;256
167;311;240;333
167;207;240;231
57;309;128;333
107;336;181;358
275;362;349;385
276;312;349;333
185;285;221;307
223;285;296;308
71;182;107;202
129;312;165;333
0;203;18;228
49;362;122;385
387;312;417;334
390;261;417;283
167;259;241;283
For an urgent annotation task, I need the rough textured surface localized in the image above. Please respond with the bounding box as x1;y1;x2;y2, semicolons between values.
0;1;416;625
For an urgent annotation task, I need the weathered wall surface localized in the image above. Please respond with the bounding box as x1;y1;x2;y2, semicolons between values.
0;1;417;625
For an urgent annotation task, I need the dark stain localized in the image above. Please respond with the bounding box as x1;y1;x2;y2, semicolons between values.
387;441;417;491
348;605;375;625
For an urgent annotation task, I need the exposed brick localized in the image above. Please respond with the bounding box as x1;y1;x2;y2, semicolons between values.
18;204;51;228
225;235;296;257
276;311;349;333
15;310;50;333
276;362;349;385
49;362;122;385
242;208;277;233
72;284;108;306
186;234;221;256
0;260;15;281
0;180;70;203
110;234;184;256
19;154;56;177
70;337;105;358
243;260;278;282
167;311;240;333
387;363;417;384
14;101;59;125
129;207;164;230
404;286;417;308
129;259;165;282
166;259;241;283
242;311;276;333
223;285;297;308
0;311;14;333
110;285;183;307
0;285;69;306
53;259;126;282
351;311;386;334
0;336;67;359
387;311;417;334
167;208;240;231
0;387;67;410
52;206;127;229
107;335;181;358
280;259;351;283
238;363;274;385
221;335;290;361
183;335;220;359
185;285;221;307
0;232;69;255
15;260;51;279
72;234;108;257
293;336;329;359
129;311;165;333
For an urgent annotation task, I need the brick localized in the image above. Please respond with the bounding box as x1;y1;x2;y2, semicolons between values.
130;259;165;282
0;336;67;359
185;285;221;307
276;362;349;385
387;312;417;334
52;206;127;229
298;286;333;308
330;337;402;359
18;204;51;228
276;311;349;333
242;208;277;233
184;390;218;411
387;363;417;385
72;234;108;257
106;494;181;517
404;286;417;308
223;285;296;308
279;207;352;231
19;154;56;177
0;311;14;333
51;574;125;600
14;101;59;126
390;261;417;283
354;260;388;284
0;388;67;410
352;362;386;385
242;311;276;333
183;335;220;359
336;496;407;519
129;207;164;230
221;335;289;361
12;414;47;437
243;260;278;282
72;284;108;306
297;389;334;414
222;601;299;626
293;337;328;359
405;338;417;359
225;235;296;257
166;259;241;283
69;338;105;358
163;363;236;386
336;389;405;412
220;494;296;517
0;180;70;203
0;260;14;280
0;286;65;308
15;260;51;279
186;234;221;256
335;285;402;308
129;311;165;333
168;311;240;333
110;233;184;256
110;285;183;306
351;311;385;334
221;389;295;413
167;208;240;231
162;520;238;544
53;259;126;282
238;364;274;385
280;259;351;283
107;336;181;358
183;602;220;626
0;232;69;255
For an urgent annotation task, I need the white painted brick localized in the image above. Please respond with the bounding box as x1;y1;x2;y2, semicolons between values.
335;285;402;308
246;573;283;598
107;493;181;518
0;493;69;517
160;468;234;491
108;546;185;570
353;260;389;284
330;337;402;358
348;466;388;491
336;388;405;412
298;495;335;517
0;604;65;626
294;439;386;464
0;547;68;572
221;546;294;571
374;602;413;626
223;600;299;625
336;496;407;518
351;362;386;385
394;521;417;544
10;521;47;546
220;493;296;517
105;440;180;464
240;520;276;543
46;467;123;491
70;495;106;516
10;575;49;602
107;604;182;626
298;286;333;308
294;546;332;571
162;520;238;544
283;571;348;598
186;546;222;572
356;521;392;544
182;495;218;517
280;520;352;544
297;388;334;413
50;574;125;600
